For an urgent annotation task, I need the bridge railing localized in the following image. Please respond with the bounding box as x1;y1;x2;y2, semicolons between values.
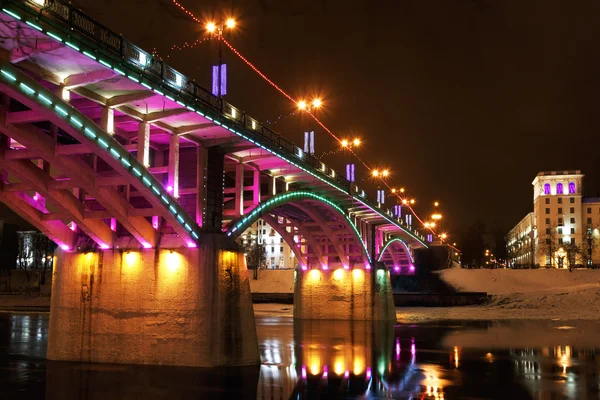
19;0;427;245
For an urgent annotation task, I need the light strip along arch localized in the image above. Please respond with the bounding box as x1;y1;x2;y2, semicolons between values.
377;238;414;264
0;62;200;247
227;191;371;264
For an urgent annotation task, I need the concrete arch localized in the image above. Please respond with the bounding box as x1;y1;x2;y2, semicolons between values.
0;62;199;249
227;191;371;267
377;237;414;267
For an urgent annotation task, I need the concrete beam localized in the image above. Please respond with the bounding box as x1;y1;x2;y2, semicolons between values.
63;69;116;89
144;108;189;123
107;91;155;108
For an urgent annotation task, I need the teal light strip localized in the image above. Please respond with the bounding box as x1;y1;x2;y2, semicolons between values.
2;8;21;20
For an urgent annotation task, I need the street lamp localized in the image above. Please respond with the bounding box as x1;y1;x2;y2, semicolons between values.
297;97;323;143
205;17;237;98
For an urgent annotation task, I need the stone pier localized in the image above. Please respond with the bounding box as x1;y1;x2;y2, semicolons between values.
293;267;396;321
47;234;259;367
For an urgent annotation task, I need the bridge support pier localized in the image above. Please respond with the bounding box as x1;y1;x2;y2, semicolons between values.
293;267;396;321
47;234;259;367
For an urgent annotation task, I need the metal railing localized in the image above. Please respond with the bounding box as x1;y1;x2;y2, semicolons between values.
15;0;426;244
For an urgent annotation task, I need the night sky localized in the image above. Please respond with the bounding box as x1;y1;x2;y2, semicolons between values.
9;0;600;236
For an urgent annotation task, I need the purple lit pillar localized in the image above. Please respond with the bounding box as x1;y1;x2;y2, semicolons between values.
346;163;355;182
167;134;179;198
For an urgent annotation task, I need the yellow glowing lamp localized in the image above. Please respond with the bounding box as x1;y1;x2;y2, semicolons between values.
297;100;307;110
353;138;361;146
312;98;322;108
225;18;236;29
205;21;217;33
371;169;380;177
382;169;390;177
341;139;349;148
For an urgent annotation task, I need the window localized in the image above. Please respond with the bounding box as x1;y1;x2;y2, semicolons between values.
588;207;592;214
271;246;274;253
545;218;550;224
546;228;550;234
280;238;284;243
545;208;550;214
570;217;575;224
556;183;564;194
544;183;551;195
262;229;266;234
570;207;574;214
280;246;284;252
571;228;575;234
558;208;562;214
571;238;575;245
270;257;275;267
558;238;563;245
558;198;562;204
545;198;550;204
558;228;563;234
558;218;563;226
279;256;284;267
570;197;574;203
569;182;576;194
588;218;592;225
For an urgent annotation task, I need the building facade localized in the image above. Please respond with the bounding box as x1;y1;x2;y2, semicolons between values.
508;171;600;268
239;218;296;269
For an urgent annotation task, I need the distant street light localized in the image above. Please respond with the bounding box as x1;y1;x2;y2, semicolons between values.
205;17;237;98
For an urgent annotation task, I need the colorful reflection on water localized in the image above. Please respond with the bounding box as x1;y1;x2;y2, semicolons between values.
1;314;600;398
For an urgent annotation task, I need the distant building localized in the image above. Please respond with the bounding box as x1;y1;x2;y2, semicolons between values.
507;170;600;268
239;218;296;269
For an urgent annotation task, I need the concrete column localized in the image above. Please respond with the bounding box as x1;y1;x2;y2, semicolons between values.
167;134;179;198
252;169;260;206
268;175;276;196
101;106;114;135
234;163;244;218
196;146;207;227
293;268;395;321
47;235;260;367
137;122;150;167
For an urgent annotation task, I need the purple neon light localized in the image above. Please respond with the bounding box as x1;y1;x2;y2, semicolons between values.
323;365;328;378
301;366;307;379
211;64;227;96
186;241;197;248
346;163;355;182
142;242;152;249
556;182;564;194
544;183;551;195
366;367;372;379
394;205;402;217
100;243;110;250
569;182;576;194
60;244;69;251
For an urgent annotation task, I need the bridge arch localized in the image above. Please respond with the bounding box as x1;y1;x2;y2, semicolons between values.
376;237;414;272
227;191;371;269
0;62;199;249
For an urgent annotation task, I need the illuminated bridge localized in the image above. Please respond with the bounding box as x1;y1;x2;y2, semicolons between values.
0;0;431;367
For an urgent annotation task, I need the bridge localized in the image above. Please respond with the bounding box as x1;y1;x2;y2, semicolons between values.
0;0;432;367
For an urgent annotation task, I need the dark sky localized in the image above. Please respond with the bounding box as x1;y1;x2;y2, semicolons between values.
15;0;600;236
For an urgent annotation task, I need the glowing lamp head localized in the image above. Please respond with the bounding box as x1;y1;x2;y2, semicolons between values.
441;233;448;239
392;188;396;193
225;18;236;29
434;201;440;207
297;100;307;110
402;199;408;205
205;22;217;33
382;169;389;177
312;98;322;108
353;138;361;146
341;139;349;148
400;188;405;193
166;185;173;193
371;169;380;177
410;199;415;205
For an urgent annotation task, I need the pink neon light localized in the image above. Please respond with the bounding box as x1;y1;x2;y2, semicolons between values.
142;242;152;249
100;244;110;250
409;265;415;272
366;264;372;270
344;370;349;378
167;185;173;192
323;365;328;378
394;266;400;272
343;265;349;270
301;366;307;379
186;241;197;248
60;244;69;251
70;223;77;231
33;193;39;201
301;265;307;271
366;367;372;379
396;338;401;360
322;265;328;270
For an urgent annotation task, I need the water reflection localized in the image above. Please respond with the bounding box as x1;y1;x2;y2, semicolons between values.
1;314;600;398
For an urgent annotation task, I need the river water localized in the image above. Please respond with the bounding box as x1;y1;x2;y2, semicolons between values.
0;313;599;399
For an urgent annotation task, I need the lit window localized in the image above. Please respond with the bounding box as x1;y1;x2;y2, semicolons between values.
556;183;564;195
569;182;576;194
544;183;551;195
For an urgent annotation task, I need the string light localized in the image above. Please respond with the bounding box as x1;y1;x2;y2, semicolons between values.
168;1;444;242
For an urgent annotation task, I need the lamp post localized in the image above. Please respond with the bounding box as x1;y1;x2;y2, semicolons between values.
341;137;361;188
297;98;322;152
206;17;236;99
